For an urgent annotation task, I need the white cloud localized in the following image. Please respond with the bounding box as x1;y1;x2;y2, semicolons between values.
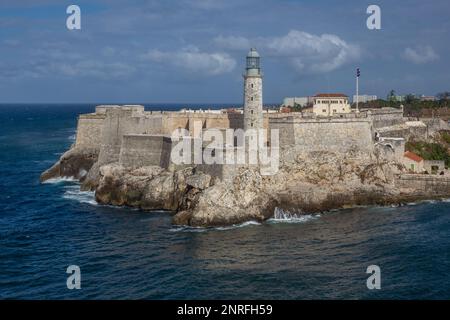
141;46;236;76
214;35;251;50
53;60;136;78
403;46;439;64
214;30;361;74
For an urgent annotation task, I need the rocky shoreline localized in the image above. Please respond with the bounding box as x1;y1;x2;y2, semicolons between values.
41;145;450;227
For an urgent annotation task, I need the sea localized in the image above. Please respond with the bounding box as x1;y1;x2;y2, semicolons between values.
0;104;450;300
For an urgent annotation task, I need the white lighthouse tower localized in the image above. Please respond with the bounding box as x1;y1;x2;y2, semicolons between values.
243;48;263;131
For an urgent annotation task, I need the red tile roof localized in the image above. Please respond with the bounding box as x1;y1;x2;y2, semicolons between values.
314;93;348;98
404;151;424;163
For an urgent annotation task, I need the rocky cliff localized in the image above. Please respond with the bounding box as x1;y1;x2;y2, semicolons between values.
42;142;441;227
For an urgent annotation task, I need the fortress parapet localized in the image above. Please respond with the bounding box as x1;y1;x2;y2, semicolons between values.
269;116;374;156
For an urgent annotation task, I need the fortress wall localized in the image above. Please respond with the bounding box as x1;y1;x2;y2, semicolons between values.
294;120;374;153
137;115;164;134
269;117;295;146
364;108;404;128
96;107;167;166
420;118;450;133
98;108;148;165
75;114;106;148
119;135;172;169
270;118;374;154
378;125;428;141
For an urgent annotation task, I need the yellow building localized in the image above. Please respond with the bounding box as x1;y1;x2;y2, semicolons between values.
313;93;351;117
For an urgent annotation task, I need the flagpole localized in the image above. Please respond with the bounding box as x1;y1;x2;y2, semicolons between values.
356;74;359;113
356;68;360;113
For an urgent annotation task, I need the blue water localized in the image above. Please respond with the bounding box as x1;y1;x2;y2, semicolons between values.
1;104;450;300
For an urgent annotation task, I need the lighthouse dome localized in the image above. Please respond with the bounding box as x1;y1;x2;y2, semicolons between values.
247;48;260;58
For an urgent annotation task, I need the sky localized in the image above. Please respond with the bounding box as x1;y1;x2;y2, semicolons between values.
0;0;449;104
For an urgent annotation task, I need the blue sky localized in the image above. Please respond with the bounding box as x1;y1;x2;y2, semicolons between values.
0;0;449;104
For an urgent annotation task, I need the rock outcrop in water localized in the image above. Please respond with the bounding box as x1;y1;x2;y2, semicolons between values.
40;147;98;183
41;141;450;227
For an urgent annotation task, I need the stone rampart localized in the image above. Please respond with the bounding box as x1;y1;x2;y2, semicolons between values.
270;117;374;154
119;134;172;169
75;113;106;148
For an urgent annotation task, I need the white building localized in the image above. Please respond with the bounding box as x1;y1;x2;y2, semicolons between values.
352;95;377;104
420;95;436;102
313;93;351;117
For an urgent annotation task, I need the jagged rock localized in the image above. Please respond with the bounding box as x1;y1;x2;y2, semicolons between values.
80;162;101;191
172;151;403;227
40;147;98;182
94;164;194;211
186;173;211;190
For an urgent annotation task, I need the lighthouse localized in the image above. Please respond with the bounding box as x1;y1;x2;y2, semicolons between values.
243;48;263;131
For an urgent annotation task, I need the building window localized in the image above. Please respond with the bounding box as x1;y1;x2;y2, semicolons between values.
251;110;253;114
333;109;337;113
251;97;254;101
322;109;326;113
251;84;254;88
251;122;254;127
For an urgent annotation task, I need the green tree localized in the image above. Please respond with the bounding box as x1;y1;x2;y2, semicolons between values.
387;90;396;102
404;94;417;104
437;92;450;101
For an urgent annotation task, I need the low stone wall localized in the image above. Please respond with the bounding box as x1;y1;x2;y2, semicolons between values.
396;174;450;195
420;118;450;134
363;108;404;128
377;121;428;140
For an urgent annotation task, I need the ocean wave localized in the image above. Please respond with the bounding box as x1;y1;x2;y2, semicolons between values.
62;185;97;206
169;220;261;233
42;176;77;184
267;207;320;224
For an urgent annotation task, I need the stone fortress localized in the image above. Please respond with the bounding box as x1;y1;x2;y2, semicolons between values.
42;49;450;227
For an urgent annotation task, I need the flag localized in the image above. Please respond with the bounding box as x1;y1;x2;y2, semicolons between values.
356;68;361;78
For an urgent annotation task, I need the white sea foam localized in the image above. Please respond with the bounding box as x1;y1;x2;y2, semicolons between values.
42;176;77;184
267;207;320;224
169;220;261;233
62;185;97;205
215;220;261;230
68;134;76;141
